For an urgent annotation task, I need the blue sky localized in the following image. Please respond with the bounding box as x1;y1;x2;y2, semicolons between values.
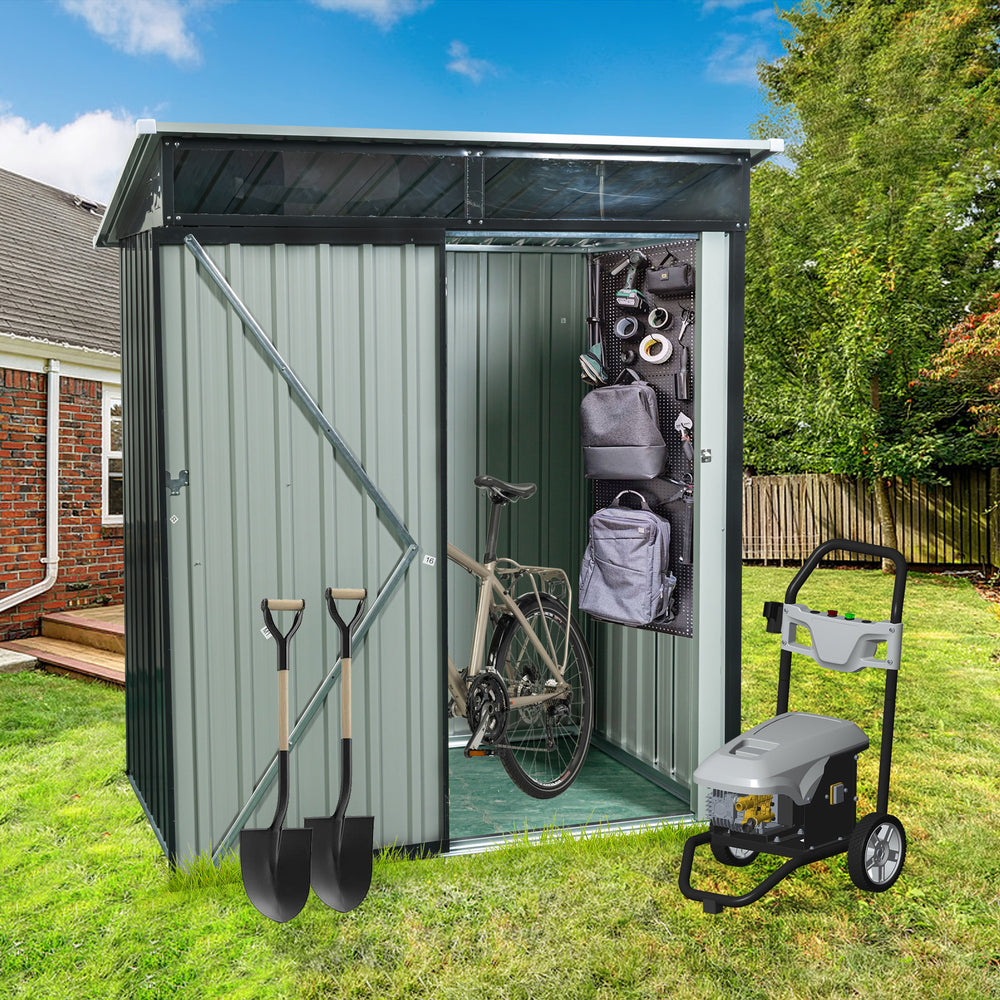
0;0;789;201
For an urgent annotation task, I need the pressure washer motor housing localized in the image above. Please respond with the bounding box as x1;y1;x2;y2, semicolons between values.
679;539;909;914
701;712;869;849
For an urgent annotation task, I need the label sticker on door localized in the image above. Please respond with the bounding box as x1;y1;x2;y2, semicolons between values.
422;554;437;567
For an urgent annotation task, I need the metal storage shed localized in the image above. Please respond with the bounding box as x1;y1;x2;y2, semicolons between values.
96;122;781;864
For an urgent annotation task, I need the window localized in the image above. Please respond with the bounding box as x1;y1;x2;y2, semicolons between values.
103;387;123;524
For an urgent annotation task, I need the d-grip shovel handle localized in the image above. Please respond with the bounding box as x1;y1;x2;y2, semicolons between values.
325;588;366;741
261;598;305;751
260;598;305;842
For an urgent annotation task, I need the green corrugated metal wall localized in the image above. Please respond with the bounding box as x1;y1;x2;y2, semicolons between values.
157;242;444;863
121;230;175;856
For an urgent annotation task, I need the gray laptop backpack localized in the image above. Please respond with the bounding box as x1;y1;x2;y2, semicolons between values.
579;368;667;480
578;491;676;627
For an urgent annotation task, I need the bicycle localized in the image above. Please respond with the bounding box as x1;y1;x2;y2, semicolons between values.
446;475;595;799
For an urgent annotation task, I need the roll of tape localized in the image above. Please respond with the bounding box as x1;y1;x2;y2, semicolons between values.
639;332;673;364
648;307;671;330
614;315;640;340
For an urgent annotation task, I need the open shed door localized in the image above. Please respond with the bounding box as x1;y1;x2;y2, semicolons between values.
589;233;739;810
156;240;445;863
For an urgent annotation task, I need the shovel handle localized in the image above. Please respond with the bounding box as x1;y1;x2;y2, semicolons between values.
260;599;305;755
324;588;367;648
266;598;305;612
341;657;352;739
260;599;306;652
278;670;289;750
327;588;366;601
325;587;367;740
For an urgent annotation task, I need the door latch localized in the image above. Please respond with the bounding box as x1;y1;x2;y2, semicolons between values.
165;469;189;495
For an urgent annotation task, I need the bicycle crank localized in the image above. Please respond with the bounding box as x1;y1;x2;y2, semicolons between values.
464;672;509;758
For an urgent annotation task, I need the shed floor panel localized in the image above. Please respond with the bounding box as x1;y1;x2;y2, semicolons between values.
448;745;687;840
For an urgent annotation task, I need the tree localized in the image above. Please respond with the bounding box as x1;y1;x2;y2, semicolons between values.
914;294;1000;442
745;0;1000;562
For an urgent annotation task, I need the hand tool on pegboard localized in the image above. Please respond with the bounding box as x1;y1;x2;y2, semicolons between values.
678;307;694;342
610;250;649;310
675;344;690;402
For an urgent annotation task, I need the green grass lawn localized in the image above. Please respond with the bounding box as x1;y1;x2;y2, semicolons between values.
2;566;999;999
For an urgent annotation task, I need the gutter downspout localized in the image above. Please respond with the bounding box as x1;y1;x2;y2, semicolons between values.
0;359;60;612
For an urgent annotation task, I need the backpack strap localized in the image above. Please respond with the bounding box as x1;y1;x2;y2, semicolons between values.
614;367;645;386
613;489;653;512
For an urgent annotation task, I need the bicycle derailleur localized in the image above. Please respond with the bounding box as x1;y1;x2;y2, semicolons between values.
463;671;509;758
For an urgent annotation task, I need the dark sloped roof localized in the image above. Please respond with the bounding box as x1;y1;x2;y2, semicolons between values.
0;167;119;355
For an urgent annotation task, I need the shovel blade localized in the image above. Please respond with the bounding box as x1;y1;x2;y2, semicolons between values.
240;827;313;923
305;814;375;912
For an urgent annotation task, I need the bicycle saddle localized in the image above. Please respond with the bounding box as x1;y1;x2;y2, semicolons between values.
474;475;537;504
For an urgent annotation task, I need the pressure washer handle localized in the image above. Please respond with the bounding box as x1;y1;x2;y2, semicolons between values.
784;540;908;623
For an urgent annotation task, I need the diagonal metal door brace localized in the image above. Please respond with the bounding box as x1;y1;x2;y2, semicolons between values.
182;236;419;863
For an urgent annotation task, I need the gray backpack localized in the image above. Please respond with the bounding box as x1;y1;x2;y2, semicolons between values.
579;368;667;480
578;491;677;627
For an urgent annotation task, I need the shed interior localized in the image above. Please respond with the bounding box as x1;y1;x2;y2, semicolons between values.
443;233;698;846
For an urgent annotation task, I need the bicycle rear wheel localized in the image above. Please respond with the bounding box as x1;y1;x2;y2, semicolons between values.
492;596;593;798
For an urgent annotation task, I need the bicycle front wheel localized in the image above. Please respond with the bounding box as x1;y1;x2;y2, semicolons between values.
492;597;594;798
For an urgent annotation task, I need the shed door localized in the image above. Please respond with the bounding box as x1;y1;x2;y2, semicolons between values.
158;241;445;863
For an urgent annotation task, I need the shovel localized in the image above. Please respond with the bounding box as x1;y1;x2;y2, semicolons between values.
240;598;313;923
305;587;374;912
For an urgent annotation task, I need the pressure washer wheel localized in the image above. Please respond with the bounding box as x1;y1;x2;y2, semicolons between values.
848;814;906;892
711;841;759;867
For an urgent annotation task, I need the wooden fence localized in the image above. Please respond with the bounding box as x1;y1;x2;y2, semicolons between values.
742;469;999;567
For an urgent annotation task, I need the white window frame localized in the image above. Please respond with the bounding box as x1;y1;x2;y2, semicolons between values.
102;385;123;525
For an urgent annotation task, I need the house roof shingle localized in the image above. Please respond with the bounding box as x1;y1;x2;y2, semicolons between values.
0;167;119;356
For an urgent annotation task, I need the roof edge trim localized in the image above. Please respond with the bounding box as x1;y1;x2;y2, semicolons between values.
138;120;783;155
95;132;159;247
97;120;785;246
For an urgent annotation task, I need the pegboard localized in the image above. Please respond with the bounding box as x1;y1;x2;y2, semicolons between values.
587;240;697;639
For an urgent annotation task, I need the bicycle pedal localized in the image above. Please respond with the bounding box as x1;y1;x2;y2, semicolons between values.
464;745;498;758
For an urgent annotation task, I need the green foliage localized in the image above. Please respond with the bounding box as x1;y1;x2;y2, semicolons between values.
913;292;1000;441
746;0;1000;479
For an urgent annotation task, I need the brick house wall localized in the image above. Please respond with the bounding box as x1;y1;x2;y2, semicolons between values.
0;367;123;641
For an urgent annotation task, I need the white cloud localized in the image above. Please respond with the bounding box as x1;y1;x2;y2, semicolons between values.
61;0;200;63
446;40;496;84
705;32;771;86
0;109;136;204
309;0;431;29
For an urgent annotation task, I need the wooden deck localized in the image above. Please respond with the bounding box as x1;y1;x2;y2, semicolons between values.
0;604;125;687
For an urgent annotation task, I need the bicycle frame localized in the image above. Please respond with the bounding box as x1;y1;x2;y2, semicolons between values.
446;541;571;719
